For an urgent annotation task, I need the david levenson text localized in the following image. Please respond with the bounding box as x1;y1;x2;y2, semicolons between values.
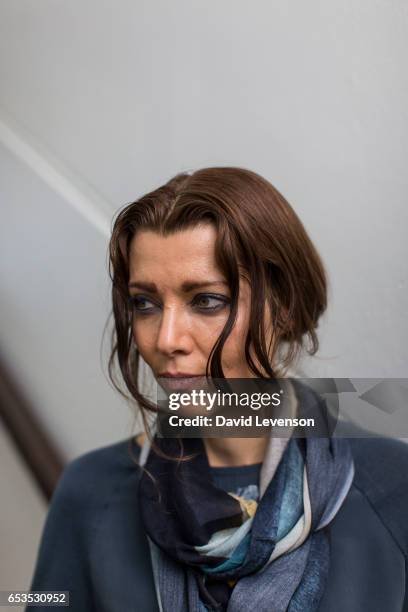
167;415;315;428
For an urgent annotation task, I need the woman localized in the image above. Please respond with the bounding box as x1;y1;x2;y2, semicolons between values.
29;167;408;611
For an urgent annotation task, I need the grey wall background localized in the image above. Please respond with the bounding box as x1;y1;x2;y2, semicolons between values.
0;0;407;462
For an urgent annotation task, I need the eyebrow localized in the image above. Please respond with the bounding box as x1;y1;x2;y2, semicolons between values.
128;280;228;293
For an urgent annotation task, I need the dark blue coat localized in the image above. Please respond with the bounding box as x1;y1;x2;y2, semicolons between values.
28;434;408;611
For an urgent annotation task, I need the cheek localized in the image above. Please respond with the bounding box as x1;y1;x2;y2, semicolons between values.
221;298;251;369
222;327;247;366
131;319;155;358
194;314;227;347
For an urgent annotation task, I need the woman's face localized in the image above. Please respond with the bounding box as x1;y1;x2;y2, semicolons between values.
128;223;268;382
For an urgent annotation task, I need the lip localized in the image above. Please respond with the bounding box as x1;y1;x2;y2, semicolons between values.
157;373;206;392
158;372;203;378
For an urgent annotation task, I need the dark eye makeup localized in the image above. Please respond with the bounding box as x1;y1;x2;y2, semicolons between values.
192;294;230;311
128;295;156;312
128;293;230;315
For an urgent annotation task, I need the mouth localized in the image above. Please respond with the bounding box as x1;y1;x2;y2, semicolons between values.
157;373;206;392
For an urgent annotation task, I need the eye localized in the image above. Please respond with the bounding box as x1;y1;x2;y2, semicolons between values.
129;295;157;313
192;294;229;312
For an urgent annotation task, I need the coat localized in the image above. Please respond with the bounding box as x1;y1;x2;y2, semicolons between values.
28;432;408;611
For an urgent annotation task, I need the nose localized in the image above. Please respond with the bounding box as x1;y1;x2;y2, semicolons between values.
156;305;193;356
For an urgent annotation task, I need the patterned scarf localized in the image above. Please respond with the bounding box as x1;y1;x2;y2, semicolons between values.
138;380;354;611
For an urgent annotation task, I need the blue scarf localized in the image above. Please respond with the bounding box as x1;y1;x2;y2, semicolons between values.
138;381;354;611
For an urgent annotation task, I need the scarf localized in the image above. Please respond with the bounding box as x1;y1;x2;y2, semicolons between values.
138;380;355;612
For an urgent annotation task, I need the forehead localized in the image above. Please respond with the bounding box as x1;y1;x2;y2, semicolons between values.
128;225;222;281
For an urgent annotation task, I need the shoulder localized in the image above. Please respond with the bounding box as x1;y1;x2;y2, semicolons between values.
63;435;142;480
52;436;142;517
348;436;408;556
349;435;408;483
349;435;408;497
29;438;143;606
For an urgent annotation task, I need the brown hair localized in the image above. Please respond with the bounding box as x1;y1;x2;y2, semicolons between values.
107;167;327;428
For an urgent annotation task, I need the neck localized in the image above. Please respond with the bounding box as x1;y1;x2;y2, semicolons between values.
203;436;268;467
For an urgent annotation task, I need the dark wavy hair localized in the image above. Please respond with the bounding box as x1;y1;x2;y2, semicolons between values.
106;167;327;433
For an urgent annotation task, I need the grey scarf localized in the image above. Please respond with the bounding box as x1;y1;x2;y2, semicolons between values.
140;380;354;612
